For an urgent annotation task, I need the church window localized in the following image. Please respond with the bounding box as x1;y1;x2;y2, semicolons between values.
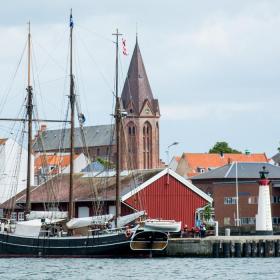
143;121;152;169
127;122;137;168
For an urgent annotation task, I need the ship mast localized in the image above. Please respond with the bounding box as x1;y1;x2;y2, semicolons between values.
68;10;75;221
25;21;33;218
112;29;122;227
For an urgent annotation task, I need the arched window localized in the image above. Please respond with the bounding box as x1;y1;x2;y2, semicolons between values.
143;121;152;169
127;122;136;163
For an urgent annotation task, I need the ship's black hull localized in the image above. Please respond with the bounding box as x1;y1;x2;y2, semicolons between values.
0;232;133;257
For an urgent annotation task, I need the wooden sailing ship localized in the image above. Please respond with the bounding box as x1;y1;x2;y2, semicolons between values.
0;11;168;257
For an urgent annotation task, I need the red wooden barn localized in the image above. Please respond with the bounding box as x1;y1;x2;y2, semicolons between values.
121;169;212;228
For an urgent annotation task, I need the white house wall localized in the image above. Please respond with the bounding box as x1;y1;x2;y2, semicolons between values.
0;139;34;203
62;153;89;174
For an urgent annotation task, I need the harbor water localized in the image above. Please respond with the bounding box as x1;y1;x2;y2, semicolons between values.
0;258;278;280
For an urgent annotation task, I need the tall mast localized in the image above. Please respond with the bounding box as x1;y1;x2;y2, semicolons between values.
25;21;32;218
112;29;122;227
68;10;75;220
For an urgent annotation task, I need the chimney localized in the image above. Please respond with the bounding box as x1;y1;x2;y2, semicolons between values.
40;124;47;132
34;124;47;139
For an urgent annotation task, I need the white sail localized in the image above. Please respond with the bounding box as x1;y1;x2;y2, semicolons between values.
13;218;63;237
66;214;114;229
26;211;68;220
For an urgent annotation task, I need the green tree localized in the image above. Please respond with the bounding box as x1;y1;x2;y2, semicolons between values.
209;141;241;154
203;204;212;222
96;157;115;169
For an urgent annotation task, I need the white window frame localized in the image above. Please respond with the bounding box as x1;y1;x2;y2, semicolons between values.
18;212;24;221
224;197;237;205
11;212;17;221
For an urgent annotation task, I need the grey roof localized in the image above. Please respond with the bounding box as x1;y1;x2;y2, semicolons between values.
191;162;280;180
33;124;115;152
272;152;280;164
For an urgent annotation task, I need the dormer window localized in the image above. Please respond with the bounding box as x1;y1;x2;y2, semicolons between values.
197;167;205;173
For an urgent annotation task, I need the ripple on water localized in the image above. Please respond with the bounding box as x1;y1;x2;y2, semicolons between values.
0;257;278;280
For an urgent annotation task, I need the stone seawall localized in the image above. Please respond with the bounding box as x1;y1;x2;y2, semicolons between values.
165;236;280;257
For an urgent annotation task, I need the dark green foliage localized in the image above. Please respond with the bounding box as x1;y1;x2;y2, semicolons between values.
96;157;115;169
203;204;212;222
209;141;241;154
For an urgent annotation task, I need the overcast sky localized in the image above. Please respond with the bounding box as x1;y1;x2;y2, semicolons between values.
0;1;279;161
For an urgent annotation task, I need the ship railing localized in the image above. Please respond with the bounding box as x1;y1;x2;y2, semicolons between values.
87;227;125;236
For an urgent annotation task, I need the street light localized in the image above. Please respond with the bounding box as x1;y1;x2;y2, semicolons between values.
166;142;179;166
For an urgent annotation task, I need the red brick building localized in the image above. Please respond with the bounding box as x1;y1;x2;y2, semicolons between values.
121;38;160;170
191;162;280;229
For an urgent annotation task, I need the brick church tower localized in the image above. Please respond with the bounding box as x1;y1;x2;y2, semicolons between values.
121;38;160;170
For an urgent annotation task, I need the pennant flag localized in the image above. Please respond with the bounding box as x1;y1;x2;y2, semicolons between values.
122;38;128;56
70;14;74;28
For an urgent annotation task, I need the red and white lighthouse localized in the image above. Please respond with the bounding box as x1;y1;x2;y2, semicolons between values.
255;166;273;235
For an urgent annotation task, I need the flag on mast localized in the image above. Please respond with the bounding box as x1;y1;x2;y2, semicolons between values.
70;13;74;28
122;38;128;56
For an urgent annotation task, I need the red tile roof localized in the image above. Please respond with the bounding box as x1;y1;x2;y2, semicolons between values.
35;154;79;174
178;153;268;177
0;138;8;145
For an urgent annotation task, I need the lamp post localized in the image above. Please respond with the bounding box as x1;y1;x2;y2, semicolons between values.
166;142;179;185
166;142;179;167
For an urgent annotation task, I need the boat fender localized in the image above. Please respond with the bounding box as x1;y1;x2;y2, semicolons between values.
125;228;132;238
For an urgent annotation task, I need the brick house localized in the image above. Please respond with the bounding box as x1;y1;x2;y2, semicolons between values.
191;162;280;230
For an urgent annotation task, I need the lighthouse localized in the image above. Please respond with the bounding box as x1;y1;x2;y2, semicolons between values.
255;166;273;235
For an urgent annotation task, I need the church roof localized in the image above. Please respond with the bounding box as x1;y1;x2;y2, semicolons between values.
33;124;115;152
121;39;159;115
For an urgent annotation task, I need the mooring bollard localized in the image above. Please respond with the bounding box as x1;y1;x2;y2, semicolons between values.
235;243;242;258
223;242;230;258
213;243;220;258
252;241;258;257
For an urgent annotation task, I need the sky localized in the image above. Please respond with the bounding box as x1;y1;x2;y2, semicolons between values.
0;1;279;161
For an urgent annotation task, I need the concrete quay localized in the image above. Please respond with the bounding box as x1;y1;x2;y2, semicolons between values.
164;236;280;257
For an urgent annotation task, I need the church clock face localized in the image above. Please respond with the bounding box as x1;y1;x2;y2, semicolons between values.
145;108;150;114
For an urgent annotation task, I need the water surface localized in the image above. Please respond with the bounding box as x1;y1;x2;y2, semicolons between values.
0;258;277;280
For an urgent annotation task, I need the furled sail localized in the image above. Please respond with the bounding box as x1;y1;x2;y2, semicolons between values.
117;211;146;228
66;214;114;229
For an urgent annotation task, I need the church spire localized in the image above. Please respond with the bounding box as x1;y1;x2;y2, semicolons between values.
121;39;159;115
